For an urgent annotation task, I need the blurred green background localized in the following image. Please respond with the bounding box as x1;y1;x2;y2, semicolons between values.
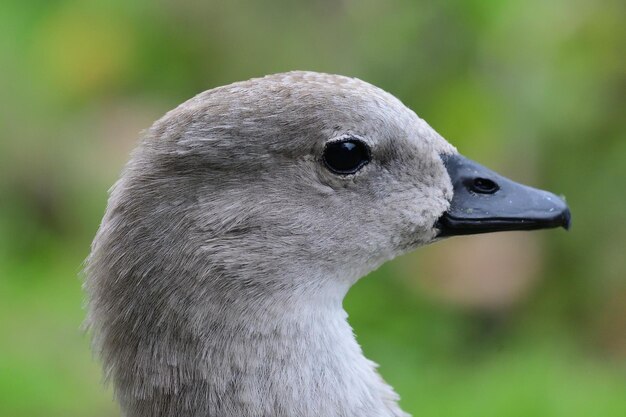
1;0;624;416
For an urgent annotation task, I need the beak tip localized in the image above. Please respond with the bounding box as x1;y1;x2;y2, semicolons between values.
561;207;572;231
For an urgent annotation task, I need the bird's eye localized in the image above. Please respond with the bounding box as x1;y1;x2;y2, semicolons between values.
322;138;370;175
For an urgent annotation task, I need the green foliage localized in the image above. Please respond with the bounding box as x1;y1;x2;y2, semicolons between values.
0;0;624;416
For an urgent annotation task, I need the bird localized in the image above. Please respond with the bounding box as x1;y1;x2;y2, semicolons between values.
85;71;570;417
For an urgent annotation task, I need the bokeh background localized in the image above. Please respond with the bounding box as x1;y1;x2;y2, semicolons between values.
1;0;625;416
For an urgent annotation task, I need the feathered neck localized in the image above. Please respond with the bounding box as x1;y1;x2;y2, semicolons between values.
88;266;408;417
86;168;409;416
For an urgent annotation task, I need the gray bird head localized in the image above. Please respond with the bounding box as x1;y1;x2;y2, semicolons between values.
86;72;570;416
89;71;570;307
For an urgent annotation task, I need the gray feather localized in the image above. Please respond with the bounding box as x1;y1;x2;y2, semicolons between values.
85;71;456;417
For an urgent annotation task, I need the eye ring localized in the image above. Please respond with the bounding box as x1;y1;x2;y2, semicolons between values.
322;137;371;175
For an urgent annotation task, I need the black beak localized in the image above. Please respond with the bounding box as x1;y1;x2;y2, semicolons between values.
436;154;571;237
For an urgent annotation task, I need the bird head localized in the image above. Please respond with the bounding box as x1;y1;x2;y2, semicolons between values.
85;71;571;417
90;71;570;303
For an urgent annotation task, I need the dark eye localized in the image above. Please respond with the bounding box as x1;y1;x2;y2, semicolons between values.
322;139;370;175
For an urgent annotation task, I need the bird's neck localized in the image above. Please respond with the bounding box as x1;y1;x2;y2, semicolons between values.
113;274;408;417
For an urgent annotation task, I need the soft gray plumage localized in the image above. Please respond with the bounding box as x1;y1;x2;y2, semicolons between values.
85;71;476;417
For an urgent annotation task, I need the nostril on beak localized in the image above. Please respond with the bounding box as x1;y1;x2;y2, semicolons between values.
466;177;499;194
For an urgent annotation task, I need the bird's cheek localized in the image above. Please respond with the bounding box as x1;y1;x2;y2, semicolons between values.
410;192;453;244
382;202;437;250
